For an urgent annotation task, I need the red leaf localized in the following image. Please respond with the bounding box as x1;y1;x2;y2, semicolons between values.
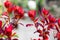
40;19;45;23
28;10;36;21
26;24;33;27
56;32;60;39
57;18;60;26
34;17;39;23
45;31;49;35
4;1;12;8
35;22;44;28
43;35;48;40
39;33;43;37
38;38;41;40
7;7;13;13
2;12;8;16
48;23;55;29
55;25;59;32
14;6;24;18
5;24;13;37
42;8;49;15
0;20;2;28
34;29;42;34
48;15;56;23
33;39;36;40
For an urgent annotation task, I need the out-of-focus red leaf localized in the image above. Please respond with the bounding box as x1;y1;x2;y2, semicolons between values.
0;20;2;28
33;39;36;40
34;29;42;34
5;24;13;37
40;19;45;24
2;12;8;16
38;38;41;40
57;18;60;26
34;17;39;23
48;15;56;23
35;22;39;29
48;24;55;29
57;38;60;40
55;25;59;32
26;24;33;27
42;8;49;15
39;33;43;37
56;32;60;39
45;31;49;35
45;18;49;24
4;1;12;8
28;10;36;21
35;22;44;29
43;35;49;40
44;38;49;40
7;7;13;13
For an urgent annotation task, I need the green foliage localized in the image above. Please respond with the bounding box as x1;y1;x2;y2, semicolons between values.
4;35;8;38
11;0;28;8
0;35;2;38
14;34;19;38
10;0;29;10
0;5;2;15
50;7;55;13
0;5;2;8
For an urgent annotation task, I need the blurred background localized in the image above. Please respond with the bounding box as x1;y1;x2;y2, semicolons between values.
0;0;60;40
0;0;60;18
1;0;60;18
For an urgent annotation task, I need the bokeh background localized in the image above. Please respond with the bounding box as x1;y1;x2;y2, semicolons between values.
0;0;60;40
0;0;60;17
